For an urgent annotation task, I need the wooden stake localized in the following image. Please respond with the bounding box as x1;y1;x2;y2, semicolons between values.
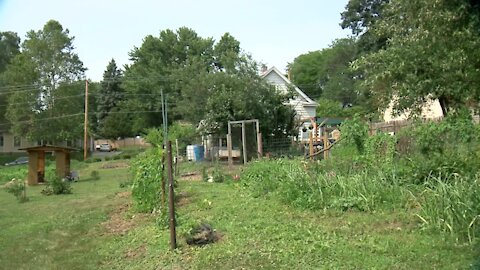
167;141;177;250
242;121;247;165
309;132;314;160
83;80;89;161
323;129;329;160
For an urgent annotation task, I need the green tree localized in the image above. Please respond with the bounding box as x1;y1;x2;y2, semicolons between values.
341;0;390;53
0;31;21;131
3;20;86;142
354;0;480;116
0;31;20;73
122;27;215;131
97;59;126;138
290;39;364;107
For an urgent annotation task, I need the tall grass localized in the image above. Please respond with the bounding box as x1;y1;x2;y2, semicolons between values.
242;159;480;242
242;159;409;211
416;173;480;243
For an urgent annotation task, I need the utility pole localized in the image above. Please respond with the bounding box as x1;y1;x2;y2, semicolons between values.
83;80;89;161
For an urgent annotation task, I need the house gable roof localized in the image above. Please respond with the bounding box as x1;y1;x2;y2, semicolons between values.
261;66;316;105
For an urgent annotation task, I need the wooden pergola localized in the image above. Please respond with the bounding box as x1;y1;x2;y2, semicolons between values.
19;145;77;185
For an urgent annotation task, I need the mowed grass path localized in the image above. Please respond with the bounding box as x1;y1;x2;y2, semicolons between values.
0;162;131;270
1;161;478;269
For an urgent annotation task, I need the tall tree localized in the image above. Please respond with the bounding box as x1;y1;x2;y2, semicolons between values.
341;0;390;53
3;20;86;142
0;31;21;131
354;0;480;116
0;31;20;73
123;27;296;138
97;59;126;138
290;39;362;106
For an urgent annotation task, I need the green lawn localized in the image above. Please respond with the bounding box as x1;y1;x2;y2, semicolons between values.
0;160;478;269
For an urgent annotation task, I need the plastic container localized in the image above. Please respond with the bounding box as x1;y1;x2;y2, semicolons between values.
193;145;204;161
186;145;195;161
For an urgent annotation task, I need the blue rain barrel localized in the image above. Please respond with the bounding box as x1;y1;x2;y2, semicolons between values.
193;145;204;161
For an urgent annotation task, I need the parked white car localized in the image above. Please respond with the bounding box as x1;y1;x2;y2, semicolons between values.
99;143;112;152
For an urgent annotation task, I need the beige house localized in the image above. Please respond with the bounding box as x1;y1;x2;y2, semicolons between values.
383;96;444;122
0;132;36;153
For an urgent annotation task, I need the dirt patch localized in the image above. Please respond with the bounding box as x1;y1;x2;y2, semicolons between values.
102;192;147;236
180;171;202;181
116;191;131;198
176;191;191;207
101;162;130;169
124;245;147;259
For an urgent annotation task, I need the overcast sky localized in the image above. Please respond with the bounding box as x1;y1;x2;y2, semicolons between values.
0;0;351;81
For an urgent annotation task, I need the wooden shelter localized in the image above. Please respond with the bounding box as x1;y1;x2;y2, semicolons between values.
19;145;77;185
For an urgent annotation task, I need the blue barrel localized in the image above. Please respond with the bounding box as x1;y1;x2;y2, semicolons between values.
193;145;204;161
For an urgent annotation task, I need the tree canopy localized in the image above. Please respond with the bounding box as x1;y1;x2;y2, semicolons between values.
353;0;480;116
2;20;86;142
122;27;296;138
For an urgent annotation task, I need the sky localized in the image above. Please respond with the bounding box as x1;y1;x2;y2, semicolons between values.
0;0;351;81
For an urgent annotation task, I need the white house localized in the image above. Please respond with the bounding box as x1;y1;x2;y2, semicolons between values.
261;66;317;141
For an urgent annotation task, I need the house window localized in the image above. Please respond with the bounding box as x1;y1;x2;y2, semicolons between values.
0;134;3;147
14;136;21;148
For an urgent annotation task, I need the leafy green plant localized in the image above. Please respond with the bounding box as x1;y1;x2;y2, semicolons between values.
339;114;369;154
41;176;72;195
130;147;164;213
3;178;28;202
201;166;208;182
212;164;225;183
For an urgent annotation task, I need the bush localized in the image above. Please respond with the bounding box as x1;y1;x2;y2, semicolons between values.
122;154;131;159
104;156;112;161
131;147;164;212
112;155;122;160
212;164;225;183
41;176;72;195
3;178;28;202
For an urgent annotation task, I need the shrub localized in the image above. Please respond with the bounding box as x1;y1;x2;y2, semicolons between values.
112;155;122;160
94;157;102;162
104;156;112;161
212;164;225;183
3;179;28;202
131;147;164;212
41;176;72;195
122;154;131;159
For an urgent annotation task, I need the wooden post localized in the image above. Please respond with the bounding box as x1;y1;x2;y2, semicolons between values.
323;128;329;160
257;132;263;158
255;120;262;158
242;121;247;165
227;122;233;167
83;80;89;161
166;141;177;250
309;132;314;160
161;151;166;208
